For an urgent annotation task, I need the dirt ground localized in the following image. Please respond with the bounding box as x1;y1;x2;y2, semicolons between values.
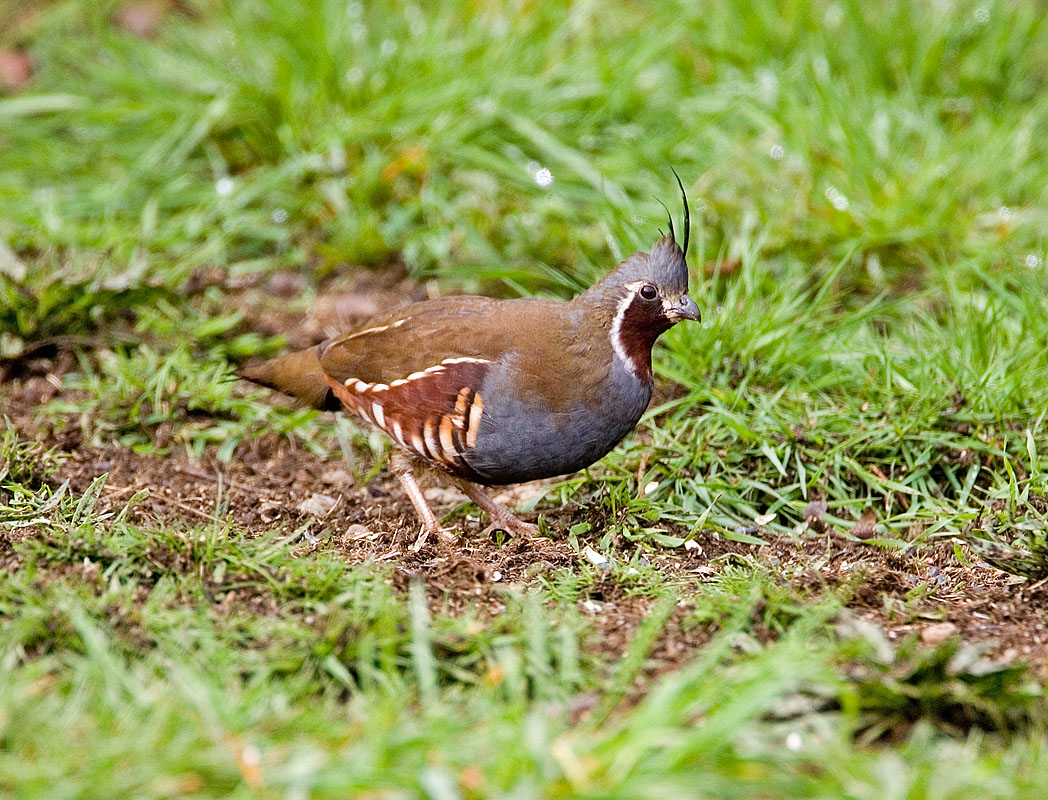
2;269;1046;684
3;374;1045;680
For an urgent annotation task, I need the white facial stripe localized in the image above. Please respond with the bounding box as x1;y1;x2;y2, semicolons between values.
609;291;638;376
610;280;662;377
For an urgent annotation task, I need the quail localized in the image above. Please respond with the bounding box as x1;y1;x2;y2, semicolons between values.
243;183;700;545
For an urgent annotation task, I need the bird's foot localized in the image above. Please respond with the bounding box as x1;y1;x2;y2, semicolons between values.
392;453;457;549
457;481;540;538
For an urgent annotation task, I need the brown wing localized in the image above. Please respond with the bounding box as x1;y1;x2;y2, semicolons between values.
318;297;496;384
323;355;491;475
316;295;587;385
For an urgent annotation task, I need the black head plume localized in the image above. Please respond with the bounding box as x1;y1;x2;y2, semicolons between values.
670;167;690;257
657;198;675;244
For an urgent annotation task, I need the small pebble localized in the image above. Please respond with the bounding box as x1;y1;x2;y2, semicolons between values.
582;546;611;570
297;493;337;517
422;487;467;505
921;622;958;645
319;468;354;488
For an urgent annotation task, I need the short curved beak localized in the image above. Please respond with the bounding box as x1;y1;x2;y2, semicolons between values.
670;294;701;322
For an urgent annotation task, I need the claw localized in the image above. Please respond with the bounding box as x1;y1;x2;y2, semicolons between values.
457;480;541;538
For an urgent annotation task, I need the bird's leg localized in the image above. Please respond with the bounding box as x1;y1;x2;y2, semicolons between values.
390;451;456;549
455;480;540;538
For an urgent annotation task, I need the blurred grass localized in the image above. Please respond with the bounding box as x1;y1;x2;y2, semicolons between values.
3;0;1046;283
4;0;1048;796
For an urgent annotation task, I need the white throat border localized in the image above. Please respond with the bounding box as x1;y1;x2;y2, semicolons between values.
609;281;649;377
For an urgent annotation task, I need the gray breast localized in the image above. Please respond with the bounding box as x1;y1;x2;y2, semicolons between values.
462;357;652;485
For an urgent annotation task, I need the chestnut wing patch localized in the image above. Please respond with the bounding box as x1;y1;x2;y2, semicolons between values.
322;357;490;473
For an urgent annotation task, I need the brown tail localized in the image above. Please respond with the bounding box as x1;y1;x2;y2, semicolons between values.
240;346;341;411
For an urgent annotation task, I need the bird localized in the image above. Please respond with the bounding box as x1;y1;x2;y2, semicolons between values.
242;179;701;547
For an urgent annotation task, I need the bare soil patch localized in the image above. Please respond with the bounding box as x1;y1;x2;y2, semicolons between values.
1;334;1045;682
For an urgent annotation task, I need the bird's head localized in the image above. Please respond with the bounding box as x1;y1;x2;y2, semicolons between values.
582;175;700;381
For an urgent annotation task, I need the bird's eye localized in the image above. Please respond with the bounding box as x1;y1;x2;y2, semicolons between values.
639;284;658;301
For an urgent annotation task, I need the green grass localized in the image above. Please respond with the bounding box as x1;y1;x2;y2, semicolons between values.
4;0;1048;796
